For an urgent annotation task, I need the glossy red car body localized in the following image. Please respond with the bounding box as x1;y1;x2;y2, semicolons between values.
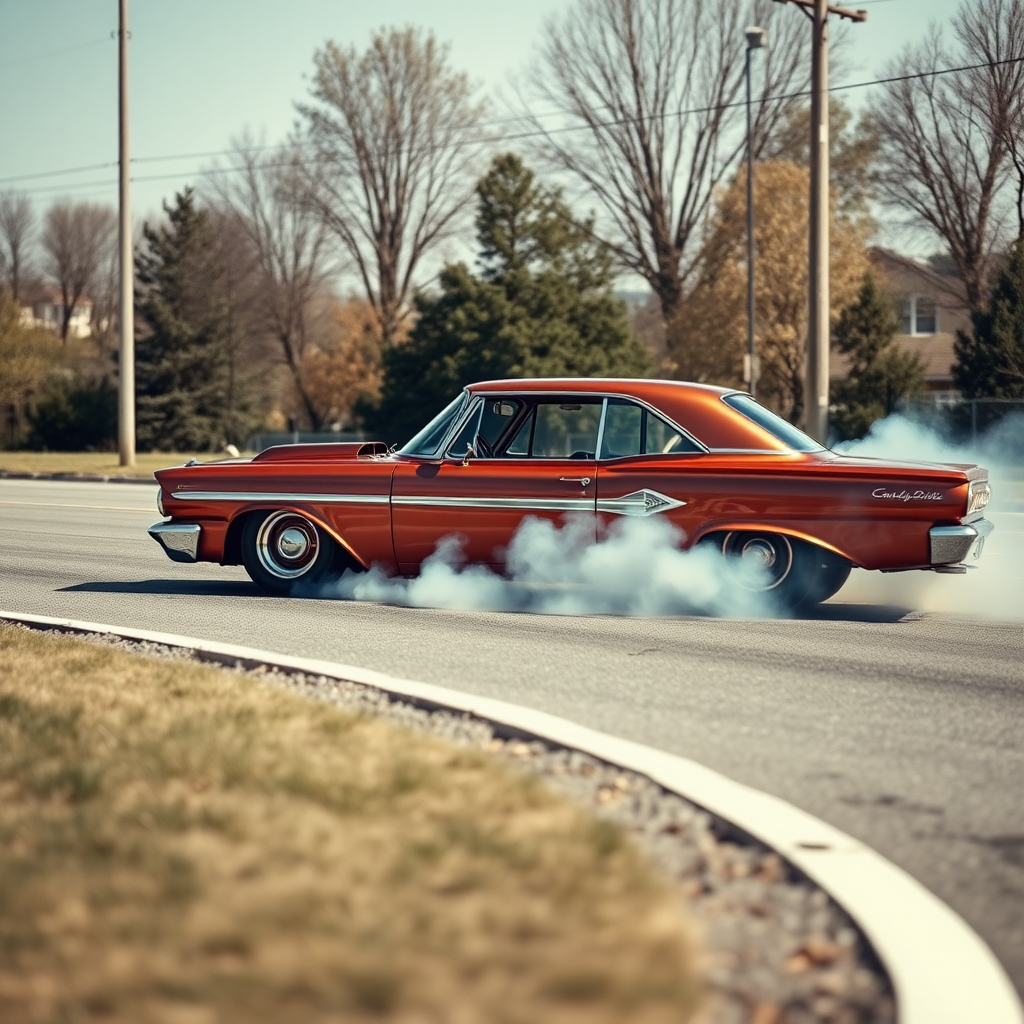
149;378;993;599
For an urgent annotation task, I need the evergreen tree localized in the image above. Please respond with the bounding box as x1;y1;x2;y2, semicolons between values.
954;240;1024;404
831;274;924;440
135;189;258;450
364;154;651;445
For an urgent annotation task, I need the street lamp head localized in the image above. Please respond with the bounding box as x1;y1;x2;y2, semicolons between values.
746;26;767;50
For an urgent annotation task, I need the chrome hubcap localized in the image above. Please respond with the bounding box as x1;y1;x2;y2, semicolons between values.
722;532;793;591
277;527;309;560
256;512;319;579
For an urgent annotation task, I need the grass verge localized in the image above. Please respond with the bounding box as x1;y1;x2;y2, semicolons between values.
0;452;223;479
0;624;701;1024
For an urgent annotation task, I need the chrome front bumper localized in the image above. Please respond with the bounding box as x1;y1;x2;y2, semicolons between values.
929;519;994;566
149;521;201;563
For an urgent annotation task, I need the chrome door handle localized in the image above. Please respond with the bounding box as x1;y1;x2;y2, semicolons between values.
559;476;591;486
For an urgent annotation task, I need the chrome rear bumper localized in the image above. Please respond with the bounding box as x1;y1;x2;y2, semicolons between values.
929;519;994;566
149;521;201;563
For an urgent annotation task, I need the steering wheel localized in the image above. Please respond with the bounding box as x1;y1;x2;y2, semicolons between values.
474;433;494;458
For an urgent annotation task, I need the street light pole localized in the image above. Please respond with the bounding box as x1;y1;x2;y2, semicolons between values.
745;26;767;400
117;0;135;467
771;0;866;440
806;0;829;442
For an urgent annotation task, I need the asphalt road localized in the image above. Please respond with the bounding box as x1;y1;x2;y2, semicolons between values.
2;477;1023;996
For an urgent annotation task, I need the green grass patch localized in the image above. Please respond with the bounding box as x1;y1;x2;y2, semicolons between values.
0;624;701;1024
0;451;230;479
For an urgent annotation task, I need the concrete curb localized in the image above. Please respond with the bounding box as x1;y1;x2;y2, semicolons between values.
0;471;157;485
1;609;1020;1024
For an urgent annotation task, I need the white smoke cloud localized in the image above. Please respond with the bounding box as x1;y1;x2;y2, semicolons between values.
833;413;1024;621
312;514;777;619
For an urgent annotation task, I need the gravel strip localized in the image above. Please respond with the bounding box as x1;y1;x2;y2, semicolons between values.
23;626;896;1024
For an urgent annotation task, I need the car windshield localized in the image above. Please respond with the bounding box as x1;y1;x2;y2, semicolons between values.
399;393;467;456
722;394;826;453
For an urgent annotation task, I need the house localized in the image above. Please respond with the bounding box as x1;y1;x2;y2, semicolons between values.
19;284;94;339
861;248;970;401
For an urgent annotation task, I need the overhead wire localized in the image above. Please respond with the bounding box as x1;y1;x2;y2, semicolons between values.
3;50;1022;199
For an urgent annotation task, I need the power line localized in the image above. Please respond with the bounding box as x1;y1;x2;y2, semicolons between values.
5;51;1023;199
0;36;111;73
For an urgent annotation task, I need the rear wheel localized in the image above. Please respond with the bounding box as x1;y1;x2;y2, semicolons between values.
718;531;851;608
241;510;341;596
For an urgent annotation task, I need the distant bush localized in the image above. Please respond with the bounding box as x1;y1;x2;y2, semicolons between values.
27;377;117;451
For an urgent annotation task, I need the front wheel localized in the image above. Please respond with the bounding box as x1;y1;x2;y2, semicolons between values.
241;510;342;596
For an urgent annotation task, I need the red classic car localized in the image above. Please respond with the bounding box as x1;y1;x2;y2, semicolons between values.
149;378;993;605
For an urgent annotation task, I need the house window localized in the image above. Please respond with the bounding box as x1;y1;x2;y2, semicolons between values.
899;295;938;336
915;296;937;334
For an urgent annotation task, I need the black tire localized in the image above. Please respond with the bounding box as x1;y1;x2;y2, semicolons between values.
240;510;342;596
802;563;852;607
719;531;819;608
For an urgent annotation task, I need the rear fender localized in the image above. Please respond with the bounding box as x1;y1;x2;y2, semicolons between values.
690;522;858;567
223;504;369;570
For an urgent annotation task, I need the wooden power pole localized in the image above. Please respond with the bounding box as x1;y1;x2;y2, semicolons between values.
118;0;135;466
772;0;865;441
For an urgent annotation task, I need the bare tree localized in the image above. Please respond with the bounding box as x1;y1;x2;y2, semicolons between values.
519;0;815;329
954;0;1024;242
297;27;486;347
873;1;1024;314
40;201;117;343
208;134;336;430
0;191;35;301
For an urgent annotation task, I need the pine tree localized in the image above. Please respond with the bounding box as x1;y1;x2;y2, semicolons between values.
365;154;651;445
135;189;258;451
831;274;924;440
954;240;1024;403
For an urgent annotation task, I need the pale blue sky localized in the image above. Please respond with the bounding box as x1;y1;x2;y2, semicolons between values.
0;0;962;232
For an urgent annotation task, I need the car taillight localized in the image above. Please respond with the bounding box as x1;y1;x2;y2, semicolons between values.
157;488;166;517
967;480;990;517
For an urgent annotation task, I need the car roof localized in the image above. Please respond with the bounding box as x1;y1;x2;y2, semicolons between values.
463;377;798;452
467;377;734;397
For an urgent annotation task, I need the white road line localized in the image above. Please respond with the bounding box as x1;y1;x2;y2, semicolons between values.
0;501;153;512
0;610;1019;1024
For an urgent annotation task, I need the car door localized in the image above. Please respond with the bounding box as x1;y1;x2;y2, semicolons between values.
595;397;707;537
391;395;601;573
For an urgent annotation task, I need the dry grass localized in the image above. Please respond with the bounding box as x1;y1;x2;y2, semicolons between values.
0;452;228;479
0;624;701;1024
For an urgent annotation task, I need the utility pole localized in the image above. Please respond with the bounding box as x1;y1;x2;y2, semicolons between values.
771;0;865;441
745;26;767;399
117;0;135;466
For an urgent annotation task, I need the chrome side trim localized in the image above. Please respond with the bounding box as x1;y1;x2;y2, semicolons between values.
392;495;594;513
706;447;791;455
929;519;994;565
168;491;389;504
148;521;201;563
596;489;687;517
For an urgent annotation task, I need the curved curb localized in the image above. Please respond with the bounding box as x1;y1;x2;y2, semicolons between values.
1;609;1020;1024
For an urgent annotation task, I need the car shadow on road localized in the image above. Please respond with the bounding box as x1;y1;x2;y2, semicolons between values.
59;580;263;598
791;602;920;624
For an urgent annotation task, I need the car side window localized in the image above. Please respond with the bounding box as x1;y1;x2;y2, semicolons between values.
503;399;602;459
599;398;703;458
448;398;523;458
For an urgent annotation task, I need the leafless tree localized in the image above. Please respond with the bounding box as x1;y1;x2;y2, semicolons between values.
954;0;1024;242
297;27;487;347
873;0;1024;314
207;134;337;430
40;201;117;343
518;0;816;328
0;191;35;301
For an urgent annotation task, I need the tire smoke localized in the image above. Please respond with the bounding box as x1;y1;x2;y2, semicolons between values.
311;514;777;618
833;413;1024;621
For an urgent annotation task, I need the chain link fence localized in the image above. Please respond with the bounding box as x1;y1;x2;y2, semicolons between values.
899;397;1024;447
245;431;366;454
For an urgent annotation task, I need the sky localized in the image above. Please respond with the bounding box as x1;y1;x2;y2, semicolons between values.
0;0;964;248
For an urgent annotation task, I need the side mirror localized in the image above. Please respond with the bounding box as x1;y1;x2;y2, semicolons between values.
461;444;476;467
